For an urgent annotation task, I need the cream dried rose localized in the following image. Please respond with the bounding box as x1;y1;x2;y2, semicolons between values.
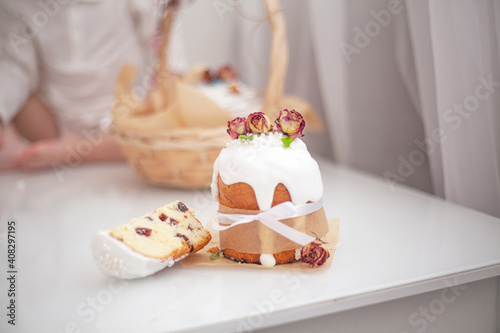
275;109;305;138
246;112;273;134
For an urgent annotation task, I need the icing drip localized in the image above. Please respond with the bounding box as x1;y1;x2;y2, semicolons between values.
91;231;181;279
211;132;323;210
295;248;302;261
260;254;276;267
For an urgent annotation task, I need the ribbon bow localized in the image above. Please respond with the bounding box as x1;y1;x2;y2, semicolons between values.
211;199;323;246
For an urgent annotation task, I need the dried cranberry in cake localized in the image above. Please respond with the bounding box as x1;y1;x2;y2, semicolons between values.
176;233;188;241
177;202;188;212
159;213;167;221
135;227;152;237
176;233;194;252
169;218;179;226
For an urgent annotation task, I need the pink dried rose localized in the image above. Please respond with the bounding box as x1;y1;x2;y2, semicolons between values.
218;65;237;81
301;239;330;268
275;109;305;138
227;117;247;139
246;112;273;134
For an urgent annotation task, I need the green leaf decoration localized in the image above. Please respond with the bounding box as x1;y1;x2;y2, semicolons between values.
282;137;294;148
209;250;221;260
238;135;254;141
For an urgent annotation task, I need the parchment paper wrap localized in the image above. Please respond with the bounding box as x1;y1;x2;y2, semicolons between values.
181;218;339;270
218;204;329;254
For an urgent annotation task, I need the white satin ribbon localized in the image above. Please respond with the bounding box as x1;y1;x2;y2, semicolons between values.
211;199;323;246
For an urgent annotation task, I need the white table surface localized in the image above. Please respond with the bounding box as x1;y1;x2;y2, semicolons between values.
1;158;499;333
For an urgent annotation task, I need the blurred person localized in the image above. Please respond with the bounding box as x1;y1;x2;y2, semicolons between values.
0;0;184;171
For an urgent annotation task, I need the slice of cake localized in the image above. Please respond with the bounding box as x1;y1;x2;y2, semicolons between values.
91;200;211;278
211;110;329;267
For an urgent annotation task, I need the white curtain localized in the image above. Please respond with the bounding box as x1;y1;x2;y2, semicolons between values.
307;0;500;217
179;0;500;218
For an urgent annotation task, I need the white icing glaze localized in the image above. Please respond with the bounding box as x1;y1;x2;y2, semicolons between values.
260;254;276;267
295;248;302;261
197;82;261;118
211;132;323;210
91;230;183;279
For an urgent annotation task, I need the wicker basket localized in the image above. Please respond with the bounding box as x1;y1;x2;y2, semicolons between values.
111;0;289;188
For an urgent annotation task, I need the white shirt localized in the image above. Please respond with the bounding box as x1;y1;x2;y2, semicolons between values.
0;0;185;132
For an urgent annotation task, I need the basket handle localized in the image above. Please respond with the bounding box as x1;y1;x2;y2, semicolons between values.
156;0;179;111
157;0;288;119
262;0;288;119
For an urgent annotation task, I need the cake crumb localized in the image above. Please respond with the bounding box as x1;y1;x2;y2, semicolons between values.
207;246;219;254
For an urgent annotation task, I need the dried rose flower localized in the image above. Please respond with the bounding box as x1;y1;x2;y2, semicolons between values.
202;70;214;83
275;109;305;138
227;117;247;139
246;112;273;134
301;239;330;268
218;65;237;81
